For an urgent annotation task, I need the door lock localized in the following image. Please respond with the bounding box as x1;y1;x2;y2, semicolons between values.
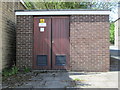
52;41;54;43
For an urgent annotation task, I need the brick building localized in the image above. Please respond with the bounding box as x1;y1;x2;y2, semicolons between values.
0;1;26;70
15;10;110;72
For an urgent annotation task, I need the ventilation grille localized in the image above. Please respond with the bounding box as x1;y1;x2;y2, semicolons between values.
37;55;47;66
56;55;66;66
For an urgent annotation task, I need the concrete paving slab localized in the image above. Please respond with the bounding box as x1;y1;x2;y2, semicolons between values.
15;71;118;88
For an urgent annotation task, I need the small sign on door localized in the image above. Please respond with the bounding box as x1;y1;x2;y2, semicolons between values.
40;28;44;32
39;23;46;27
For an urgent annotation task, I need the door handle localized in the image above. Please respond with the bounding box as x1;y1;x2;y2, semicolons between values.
52;41;54;44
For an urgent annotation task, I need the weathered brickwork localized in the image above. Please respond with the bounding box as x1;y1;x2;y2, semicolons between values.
0;2;26;70
70;15;110;71
70;15;109;22
16;16;33;69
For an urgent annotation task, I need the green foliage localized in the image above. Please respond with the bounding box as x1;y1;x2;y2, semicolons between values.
23;1;89;9
2;66;31;77
24;0;35;9
23;0;117;10
73;78;85;81
23;67;30;73
110;23;115;44
2;66;19;77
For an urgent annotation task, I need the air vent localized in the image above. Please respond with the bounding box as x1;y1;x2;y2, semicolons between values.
37;55;47;66
56;55;66;66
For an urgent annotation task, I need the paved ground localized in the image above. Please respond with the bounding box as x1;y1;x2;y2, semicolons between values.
15;56;119;88
15;71;118;88
2;56;119;89
69;71;118;88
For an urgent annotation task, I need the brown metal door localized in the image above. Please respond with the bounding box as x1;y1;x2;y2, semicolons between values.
33;16;51;69
52;16;70;70
33;16;70;70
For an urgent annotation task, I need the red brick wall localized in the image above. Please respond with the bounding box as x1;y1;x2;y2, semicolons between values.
16;16;33;69
16;15;110;71
70;15;110;71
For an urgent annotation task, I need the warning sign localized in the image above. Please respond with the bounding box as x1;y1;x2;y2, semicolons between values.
40;19;45;23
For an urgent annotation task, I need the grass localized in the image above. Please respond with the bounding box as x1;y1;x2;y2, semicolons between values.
2;66;31;77
73;78;85;81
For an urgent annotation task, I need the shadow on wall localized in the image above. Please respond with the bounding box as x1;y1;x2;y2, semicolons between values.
3;19;16;69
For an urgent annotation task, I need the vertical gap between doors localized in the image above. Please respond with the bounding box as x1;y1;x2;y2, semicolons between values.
51;17;52;69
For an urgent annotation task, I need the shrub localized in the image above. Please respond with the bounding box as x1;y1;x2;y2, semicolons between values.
23;67;30;73
2;66;19;77
110;23;115;44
